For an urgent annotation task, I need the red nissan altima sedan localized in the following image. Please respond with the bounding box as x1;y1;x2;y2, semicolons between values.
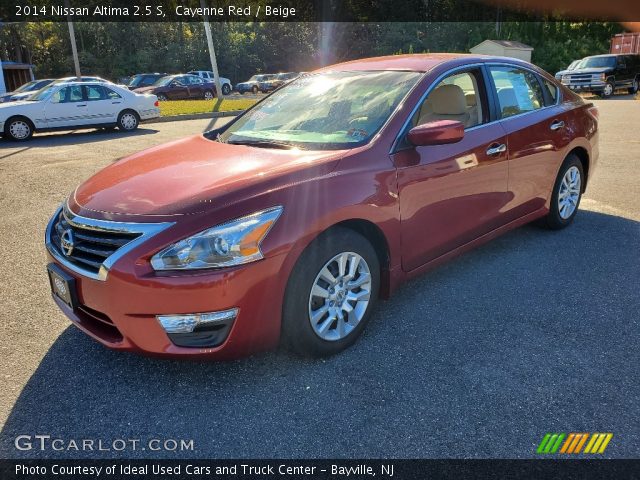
45;54;598;359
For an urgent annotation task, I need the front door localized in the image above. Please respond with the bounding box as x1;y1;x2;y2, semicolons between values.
43;85;87;128
393;67;510;272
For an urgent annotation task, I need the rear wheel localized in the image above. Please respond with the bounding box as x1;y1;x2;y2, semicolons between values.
282;228;380;357
157;93;168;102
222;84;231;95
117;110;139;132
5;116;34;141
540;154;584;230
628;77;639;95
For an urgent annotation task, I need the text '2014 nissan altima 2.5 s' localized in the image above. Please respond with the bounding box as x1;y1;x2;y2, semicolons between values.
45;54;599;359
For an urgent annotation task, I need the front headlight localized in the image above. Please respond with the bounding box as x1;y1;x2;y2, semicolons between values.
150;206;283;271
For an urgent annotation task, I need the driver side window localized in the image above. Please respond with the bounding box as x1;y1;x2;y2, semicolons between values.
415;70;486;130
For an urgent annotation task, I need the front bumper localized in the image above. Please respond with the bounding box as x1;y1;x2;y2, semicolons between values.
45;208;287;359
561;81;607;92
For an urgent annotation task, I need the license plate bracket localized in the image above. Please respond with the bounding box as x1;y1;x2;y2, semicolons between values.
47;263;78;310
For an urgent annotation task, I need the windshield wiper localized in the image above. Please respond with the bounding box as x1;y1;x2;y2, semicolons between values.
228;139;296;150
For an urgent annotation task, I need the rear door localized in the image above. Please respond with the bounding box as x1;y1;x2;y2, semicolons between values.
83;85;121;124
486;65;572;221
187;76;205;98
43;85;87;128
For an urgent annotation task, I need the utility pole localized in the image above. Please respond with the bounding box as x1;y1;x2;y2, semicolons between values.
200;0;224;99
65;0;81;79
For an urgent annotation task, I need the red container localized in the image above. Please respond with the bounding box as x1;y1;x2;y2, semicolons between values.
610;33;640;54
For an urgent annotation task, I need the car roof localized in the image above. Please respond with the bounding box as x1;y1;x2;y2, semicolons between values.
314;53;532;73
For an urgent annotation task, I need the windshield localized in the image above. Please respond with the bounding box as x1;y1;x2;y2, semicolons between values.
218;70;421;150
14;81;37;93
578;57;616;69
27;85;59;101
153;76;174;86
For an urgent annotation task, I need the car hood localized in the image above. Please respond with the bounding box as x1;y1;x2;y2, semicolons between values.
0;100;39;114
72;134;346;217
133;86;157;94
565;67;612;75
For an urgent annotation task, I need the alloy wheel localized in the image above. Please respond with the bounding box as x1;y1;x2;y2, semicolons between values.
558;166;581;219
9;120;30;140
604;83;614;97
308;252;372;341
120;113;137;130
204;91;214;100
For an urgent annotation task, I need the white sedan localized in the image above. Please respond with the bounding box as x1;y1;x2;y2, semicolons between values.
0;82;160;141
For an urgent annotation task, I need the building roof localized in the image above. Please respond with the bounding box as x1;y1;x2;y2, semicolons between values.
472;39;533;50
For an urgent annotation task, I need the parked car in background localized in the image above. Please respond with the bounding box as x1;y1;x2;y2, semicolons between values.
133;74;217;101
187;71;232;95
560;54;640;97
1;82;159;141
0;79;55;103
44;54;598;359
271;72;302;90
554;59;581;80
236;74;277;94
127;73;168;90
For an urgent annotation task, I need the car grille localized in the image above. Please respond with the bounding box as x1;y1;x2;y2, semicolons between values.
49;209;141;275
562;73;600;85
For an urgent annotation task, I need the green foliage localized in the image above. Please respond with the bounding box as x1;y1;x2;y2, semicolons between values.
0;21;626;82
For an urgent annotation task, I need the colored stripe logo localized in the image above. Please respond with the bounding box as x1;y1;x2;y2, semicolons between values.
537;433;613;454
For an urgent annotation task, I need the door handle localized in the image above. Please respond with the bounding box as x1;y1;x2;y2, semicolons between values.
486;143;507;156
76;104;87;107
550;120;565;131
111;101;122;104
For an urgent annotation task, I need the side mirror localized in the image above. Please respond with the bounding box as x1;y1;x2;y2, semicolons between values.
407;120;464;146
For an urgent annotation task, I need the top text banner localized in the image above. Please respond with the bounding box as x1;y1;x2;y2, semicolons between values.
1;0;634;22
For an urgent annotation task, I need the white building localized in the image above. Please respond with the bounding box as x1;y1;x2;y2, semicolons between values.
469;40;533;62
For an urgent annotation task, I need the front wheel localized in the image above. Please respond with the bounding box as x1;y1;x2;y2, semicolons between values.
5;117;33;141
282;228;380;357
540;154;584;230
203;90;214;100
251;85;259;94
117;110;139;132
600;81;615;98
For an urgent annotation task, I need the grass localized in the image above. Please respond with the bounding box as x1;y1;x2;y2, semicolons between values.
159;98;257;117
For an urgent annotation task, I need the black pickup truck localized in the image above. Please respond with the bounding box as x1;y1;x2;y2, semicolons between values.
559;54;640;98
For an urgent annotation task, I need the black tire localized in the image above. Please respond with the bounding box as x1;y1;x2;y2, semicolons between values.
203;90;214;100
281;227;380;357
539;154;584;230
251;85;259;94
4;116;34;141
599;80;615;98
117;110;139;132
222;84;231;95
628;77;639;95
157;94;168;102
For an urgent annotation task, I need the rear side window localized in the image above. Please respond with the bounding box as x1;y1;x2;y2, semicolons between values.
542;78;559;105
104;87;122;100
85;85;106;101
489;66;545;118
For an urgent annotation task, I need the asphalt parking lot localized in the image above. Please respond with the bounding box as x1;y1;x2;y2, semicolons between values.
0;96;638;459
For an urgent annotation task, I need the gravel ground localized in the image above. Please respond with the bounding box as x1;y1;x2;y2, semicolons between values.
0;96;638;459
